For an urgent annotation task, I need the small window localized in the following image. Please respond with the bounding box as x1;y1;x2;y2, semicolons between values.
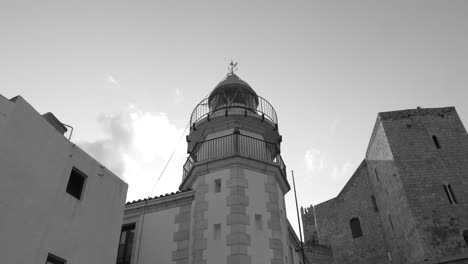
214;179;221;193
350;218;363;238
66;167;87;200
371;195;379;212
255;214;263;230
432;135;441;149
443;184;457;204
289;246;294;264
388;214;395;232
375;168;380;182
214;224;221;240
463;230;468;247
46;254;66;264
117;223;136;264
448;184;457;204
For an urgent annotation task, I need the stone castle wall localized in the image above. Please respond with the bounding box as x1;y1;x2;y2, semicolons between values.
302;107;468;264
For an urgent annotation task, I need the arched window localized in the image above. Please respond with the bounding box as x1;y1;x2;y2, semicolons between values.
463;230;468;247
350;218;363;239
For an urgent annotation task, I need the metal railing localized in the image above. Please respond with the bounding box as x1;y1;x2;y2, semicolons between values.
183;133;286;179
189;96;278;129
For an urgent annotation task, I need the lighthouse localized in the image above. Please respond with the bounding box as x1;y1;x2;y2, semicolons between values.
180;66;292;264
119;66;306;264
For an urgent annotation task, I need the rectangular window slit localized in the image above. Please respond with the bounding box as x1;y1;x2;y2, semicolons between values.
255;214;263;230
443;184;453;204
432;135;441;149
214;179;221;193
214;224;221;240
448;184;457;204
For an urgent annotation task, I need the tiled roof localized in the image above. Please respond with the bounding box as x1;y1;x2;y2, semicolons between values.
125;188;193;205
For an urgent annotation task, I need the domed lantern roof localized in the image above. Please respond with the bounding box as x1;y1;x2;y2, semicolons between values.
208;65;259;111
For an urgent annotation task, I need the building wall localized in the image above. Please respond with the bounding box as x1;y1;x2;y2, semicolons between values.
379;108;468;260
0;95;128;264
303;107;468;264
312;161;389;264
137;207;180;263
366;119;424;263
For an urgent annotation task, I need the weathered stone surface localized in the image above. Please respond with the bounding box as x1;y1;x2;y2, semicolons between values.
301;107;468;264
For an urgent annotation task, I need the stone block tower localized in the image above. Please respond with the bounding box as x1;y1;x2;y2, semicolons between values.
301;107;468;264
179;70;292;264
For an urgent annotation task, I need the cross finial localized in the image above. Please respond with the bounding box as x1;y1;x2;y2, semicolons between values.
227;60;238;76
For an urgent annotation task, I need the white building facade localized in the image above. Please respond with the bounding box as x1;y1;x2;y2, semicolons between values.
119;73;309;264
0;94;128;264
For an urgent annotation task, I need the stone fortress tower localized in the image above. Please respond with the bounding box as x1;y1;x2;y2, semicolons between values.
119;66;307;264
301;107;468;264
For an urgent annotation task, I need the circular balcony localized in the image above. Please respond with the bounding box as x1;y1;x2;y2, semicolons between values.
182;133;287;181
189;95;278;131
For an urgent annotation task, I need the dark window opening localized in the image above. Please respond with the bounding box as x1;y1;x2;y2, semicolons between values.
463;230;468;247
66;167;86;200
214;224;221;240
371;195;379;212
214;179;221;193
448;184;458;204
389;214;395;232
290;246;294;264
432;135;441;149
444;184;458;204
46;254;66;264
255;214;263;230
350;218;363;239
117;223;136;264
375;168;380;182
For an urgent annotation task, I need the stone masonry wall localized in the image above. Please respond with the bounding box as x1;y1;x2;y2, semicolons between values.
312;161;389;264
301;206;318;244
266;173;284;264
191;175;209;264
226;167;251;264
172;204;192;264
380;108;468;260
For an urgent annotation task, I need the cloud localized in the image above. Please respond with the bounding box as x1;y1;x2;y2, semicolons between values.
331;161;354;180
79;105;187;201
173;88;184;104
329;120;339;134
106;74;120;89
304;148;325;173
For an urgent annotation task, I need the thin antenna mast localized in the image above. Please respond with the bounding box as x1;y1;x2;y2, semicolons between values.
292;170;306;264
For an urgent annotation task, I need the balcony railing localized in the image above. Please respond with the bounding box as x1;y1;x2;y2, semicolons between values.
183;133;286;180
190;96;278;130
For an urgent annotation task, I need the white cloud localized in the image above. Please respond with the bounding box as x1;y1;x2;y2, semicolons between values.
331;161;354;180
79;105;187;202
304;148;325;173
329;120;339;134
106;74;120;89
173;88;184;104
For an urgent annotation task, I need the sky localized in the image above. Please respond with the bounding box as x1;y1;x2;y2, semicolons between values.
1;0;468;234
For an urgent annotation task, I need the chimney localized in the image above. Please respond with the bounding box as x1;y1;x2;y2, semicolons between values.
42;112;67;135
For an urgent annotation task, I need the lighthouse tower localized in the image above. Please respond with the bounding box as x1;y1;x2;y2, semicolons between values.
180;66;291;264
